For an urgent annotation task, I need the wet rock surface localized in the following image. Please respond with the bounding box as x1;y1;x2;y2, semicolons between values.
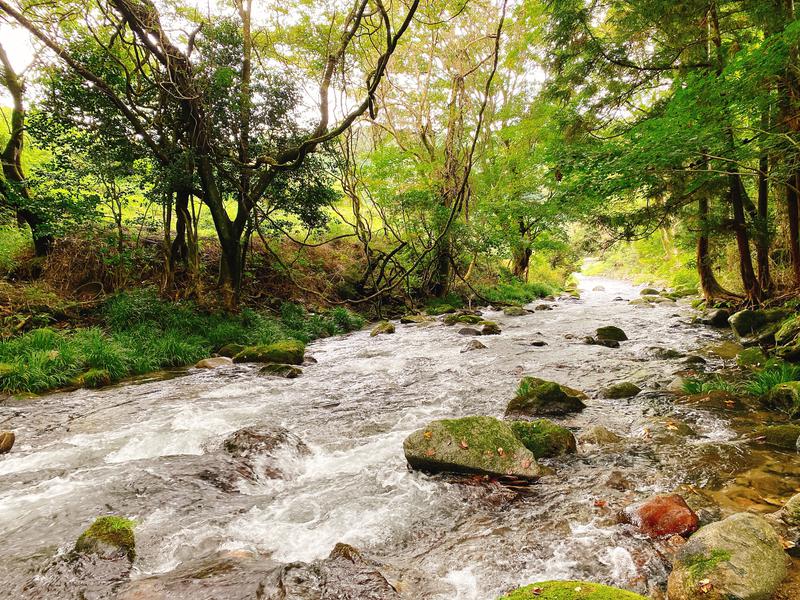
621;494;699;538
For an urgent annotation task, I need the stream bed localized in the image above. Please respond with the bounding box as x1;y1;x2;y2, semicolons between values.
2;275;800;599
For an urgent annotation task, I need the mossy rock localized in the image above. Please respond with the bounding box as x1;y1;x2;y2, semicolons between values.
444;313;483;326
729;308;792;344
74;516;136;562
602;382;641;399
780;493;800;527
736;347;767;369
776;314;800;346
370;321;395;336
233;340;305;365
498;581;647;599
503;306;527;317
72;368;113;389
640;287;660;296
506;377;587;417
628;298;654;307
595;326;627;341
403;415;541;480
763;381;800;418
259;364;302;379
480;320;501;335
509;420;576;458
425;304;456;316
752;424;800;451
217;343;246;358
400;314;430;324
667;513;787;600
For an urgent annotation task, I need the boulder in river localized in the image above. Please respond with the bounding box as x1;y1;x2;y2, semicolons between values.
762;381;800;418
480;320;502;335
195;357;233;369
461;340;486;352
259;364;302;378
233;340;305;364
648;347;685;360
400;313;430;324
729;308;792;345
222;425;310;483
602;382;641;399
596;325;628;341
584;336;620;348
503;306;527;316
751;424;800;451
667;512;788;600
459;327;481;336
370;321;395;337
444;312;483;326
580;425;624;446
593;285;606;291
0;430;14;454
498;581;647;599
74;516;136;562
778;493;800;527
217;343;246;358
535;303;553;311
640;287;660;296
403;416;542;480
505;377;587;418
509;419;576;458
622;493;699;538
700;308;731;328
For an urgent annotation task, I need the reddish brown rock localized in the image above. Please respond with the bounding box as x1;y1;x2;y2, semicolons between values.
622;493;699;538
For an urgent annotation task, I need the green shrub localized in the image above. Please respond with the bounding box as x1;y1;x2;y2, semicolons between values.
480;280;556;305
744;363;800;397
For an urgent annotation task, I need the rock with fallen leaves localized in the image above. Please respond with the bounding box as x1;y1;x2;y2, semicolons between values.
667;512;788;600
505;377;587;418
403;416;542;481
497;580;647;599
621;493;699;538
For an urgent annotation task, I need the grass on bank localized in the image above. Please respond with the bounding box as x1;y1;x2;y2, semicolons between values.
682;363;800;397
0;289;364;394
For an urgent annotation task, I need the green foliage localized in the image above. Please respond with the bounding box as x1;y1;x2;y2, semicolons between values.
480;278;556;305
744;363;800;397
0;290;365;393
682;376;739;395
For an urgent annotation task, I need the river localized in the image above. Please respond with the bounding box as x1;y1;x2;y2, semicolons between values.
2;275;799;599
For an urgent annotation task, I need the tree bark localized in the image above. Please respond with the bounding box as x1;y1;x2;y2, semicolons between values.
697;196;734;301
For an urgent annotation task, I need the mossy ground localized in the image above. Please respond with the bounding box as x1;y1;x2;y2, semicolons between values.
498;580;647;599
684;549;732;581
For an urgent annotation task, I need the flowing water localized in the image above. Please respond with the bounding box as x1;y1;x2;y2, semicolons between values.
2;275;800;599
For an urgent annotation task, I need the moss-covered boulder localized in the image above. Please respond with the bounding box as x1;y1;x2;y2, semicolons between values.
480;320;502;335
370;321;395;337
426;304;456;315
667;513;788;600
233;340;305;364
0;430;14;454
595;326;627;342
729;308;793;344
400;314;430;324
640;287;660;296
444;313;483;326
579;426;624;445
506;377;587;418
509;420;576;458
737;347;768;369
503;306;527;317
752;424;800;451
776;314;800;346
498;581;647;600
779;493;800;527
74;516;136;562
71;368;112;389
259;364;302;379
762;381;800;418
700;308;731;328
403;416;541;480
461;340;487;352
602;382;641;399
217;343;246;358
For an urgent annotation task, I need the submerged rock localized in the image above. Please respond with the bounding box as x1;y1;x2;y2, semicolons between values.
622;494;699;538
0;430;14;454
751;424;800;451
403;416;541;480
461;340;486;353
505;377;587;418
595;325;628;341
221;425;310;483
233;340;305;364
649;347;685;360
535;303;553;311
580;425;624;446
667;512;788;600
458;327;481;336
700;308;731;328
584;336;620;348
370;321;395;337
259;364;302;378
763;382;800;418
75;516;136;562
195;357;233;369
593;285;606;291
480;321;502;335
509;419;576;458
602;382;641;399
498;581;647;599
531;340;548;347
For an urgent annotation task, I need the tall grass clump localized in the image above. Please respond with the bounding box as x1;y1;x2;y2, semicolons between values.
480;280;556;305
744;363;800;397
682;376;739;395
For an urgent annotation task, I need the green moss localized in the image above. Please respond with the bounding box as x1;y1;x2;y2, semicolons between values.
72;368;113;389
259;363;302;378
737;347;768;369
217;343;246;358
509;420;576;458
444;313;483;325
602;382;640;399
370;321;395;336
498;580;647;599
425;303;458;315
74;516;136;561
763;381;800;417
233;340;306;364
684;549;732;581
753;424;800;450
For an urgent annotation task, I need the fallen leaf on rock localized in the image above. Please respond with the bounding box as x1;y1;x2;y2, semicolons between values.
497;447;505;456
424;431;432;440
460;439;469;449
698;579;713;594
531;587;543;596
593;499;607;508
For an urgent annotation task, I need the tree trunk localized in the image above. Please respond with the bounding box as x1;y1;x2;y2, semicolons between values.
730;173;760;303
756;120;772;294
511;245;531;280
697;196;734;301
